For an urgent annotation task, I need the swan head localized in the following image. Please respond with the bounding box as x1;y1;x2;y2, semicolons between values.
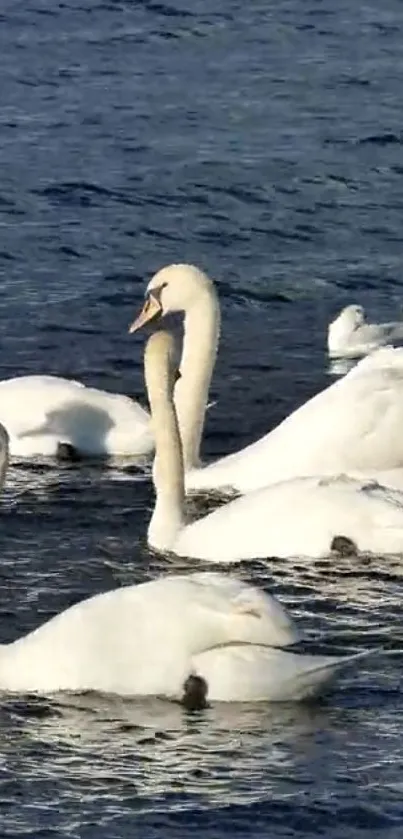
340;304;365;327
328;304;366;355
129;264;216;333
330;304;365;332
222;585;299;648
188;573;299;649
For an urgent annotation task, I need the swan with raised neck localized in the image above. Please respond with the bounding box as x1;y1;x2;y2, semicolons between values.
130;264;220;472
130;263;403;495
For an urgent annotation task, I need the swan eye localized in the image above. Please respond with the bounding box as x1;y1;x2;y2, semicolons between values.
174;369;181;384
238;606;262;619
146;281;168;303
247;608;262;619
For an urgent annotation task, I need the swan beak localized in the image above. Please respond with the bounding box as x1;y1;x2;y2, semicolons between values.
128;294;162;334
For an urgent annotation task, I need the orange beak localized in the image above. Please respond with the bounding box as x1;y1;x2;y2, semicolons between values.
128;294;162;334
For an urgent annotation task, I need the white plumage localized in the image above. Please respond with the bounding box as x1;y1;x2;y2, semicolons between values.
0;374;152;457
130;265;403;495
145;331;403;562
328;304;403;359
0;422;372;702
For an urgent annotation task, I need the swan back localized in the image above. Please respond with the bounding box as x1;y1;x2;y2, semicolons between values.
145;330;185;551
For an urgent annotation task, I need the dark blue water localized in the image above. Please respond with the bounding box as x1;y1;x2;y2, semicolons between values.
1;0;403;836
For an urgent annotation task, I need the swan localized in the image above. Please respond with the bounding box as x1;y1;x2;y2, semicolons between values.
130;264;403;494
328;304;403;359
0;422;372;702
144;330;403;561
0;374;153;458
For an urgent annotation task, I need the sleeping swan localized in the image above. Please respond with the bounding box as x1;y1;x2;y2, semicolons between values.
130;264;403;494
145;330;403;561
0;374;152;459
0;423;372;702
328;304;403;359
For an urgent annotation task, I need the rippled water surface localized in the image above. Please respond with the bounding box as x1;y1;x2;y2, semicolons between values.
1;0;403;836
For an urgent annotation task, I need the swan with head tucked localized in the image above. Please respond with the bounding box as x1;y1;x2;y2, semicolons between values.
328;304;403;359
144;330;403;561
0;374;152;459
130;264;403;494
0;421;372;701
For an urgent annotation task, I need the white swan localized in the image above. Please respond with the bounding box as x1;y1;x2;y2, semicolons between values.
145;330;403;561
0;423;372;702
328;304;403;359
130;264;403;494
0;374;152;458
0;569;372;702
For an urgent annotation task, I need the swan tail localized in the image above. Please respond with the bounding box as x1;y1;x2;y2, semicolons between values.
193;645;377;703
281;647;377;701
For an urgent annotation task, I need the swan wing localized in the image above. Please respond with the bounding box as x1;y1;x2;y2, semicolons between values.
329;323;401;358
187;347;403;493
330;322;403;359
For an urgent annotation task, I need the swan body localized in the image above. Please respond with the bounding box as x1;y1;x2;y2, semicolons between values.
186;347;403;493
0;375;152;457
144;331;403;561
0;570;371;702
328;304;403;359
175;475;403;562
0;422;374;701
130;267;403;494
0;572;299;698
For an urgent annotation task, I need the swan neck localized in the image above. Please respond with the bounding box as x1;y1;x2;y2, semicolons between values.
328;313;357;353
174;290;220;471
148;363;186;552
